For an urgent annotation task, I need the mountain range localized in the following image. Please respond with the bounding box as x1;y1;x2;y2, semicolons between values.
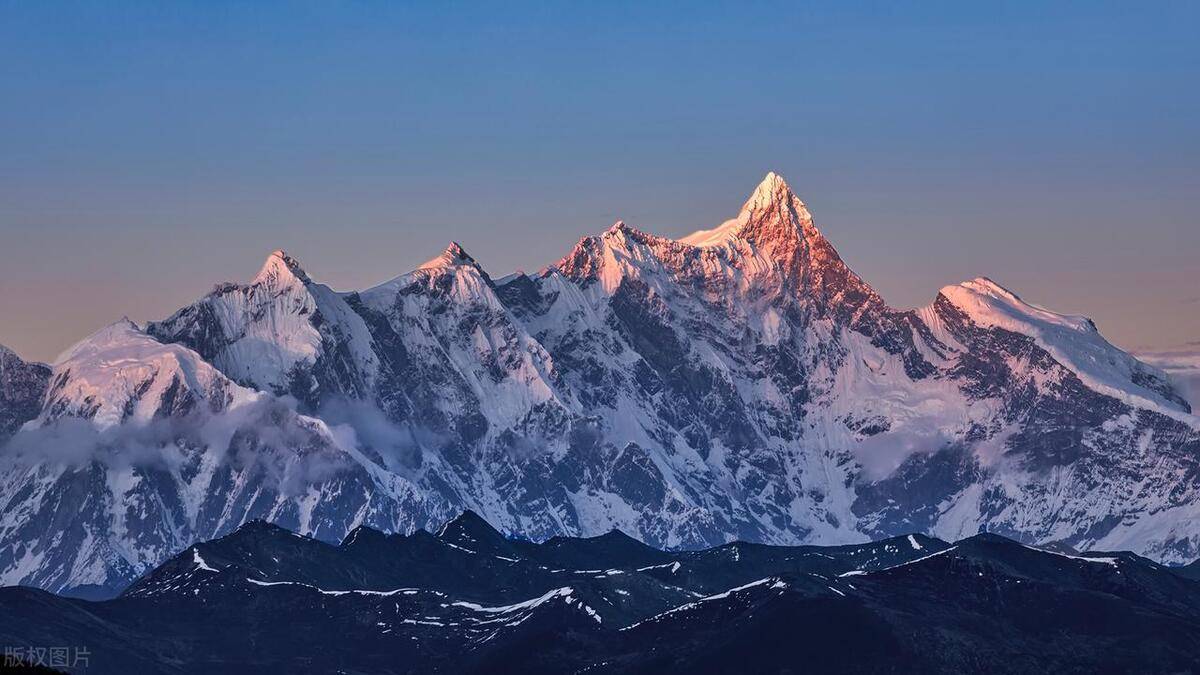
3;511;1200;673
1;172;1197;599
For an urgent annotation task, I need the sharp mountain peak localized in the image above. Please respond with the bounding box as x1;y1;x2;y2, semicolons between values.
678;171;820;250
253;249;312;286
418;241;478;270
742;170;803;213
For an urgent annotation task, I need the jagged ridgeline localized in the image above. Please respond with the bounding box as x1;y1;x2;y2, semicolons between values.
3;512;1200;673
1;172;1197;597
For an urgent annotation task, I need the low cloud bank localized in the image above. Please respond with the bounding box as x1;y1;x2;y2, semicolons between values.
1133;347;1200;411
317;397;428;474
0;396;355;496
852;428;954;481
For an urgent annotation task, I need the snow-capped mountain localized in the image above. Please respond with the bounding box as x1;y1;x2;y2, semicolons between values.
0;320;448;596
147;249;380;407
1;171;1197;596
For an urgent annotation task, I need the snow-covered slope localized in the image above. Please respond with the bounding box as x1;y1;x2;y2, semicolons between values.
2;171;1198;596
40;319;253;427
932;278;1191;417
147;250;379;408
0;320;446;596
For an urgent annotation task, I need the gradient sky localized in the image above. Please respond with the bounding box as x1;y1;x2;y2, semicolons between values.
1;1;1197;363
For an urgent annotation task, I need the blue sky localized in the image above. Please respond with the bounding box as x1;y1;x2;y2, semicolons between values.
0;1;1197;361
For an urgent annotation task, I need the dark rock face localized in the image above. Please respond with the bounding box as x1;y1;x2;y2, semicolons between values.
0;345;49;441
5;515;1200;674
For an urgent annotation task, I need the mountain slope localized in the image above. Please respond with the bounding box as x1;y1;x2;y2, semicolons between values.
1;171;1198;596
0;343;49;441
3;516;1200;674
0;321;440;597
146;250;379;408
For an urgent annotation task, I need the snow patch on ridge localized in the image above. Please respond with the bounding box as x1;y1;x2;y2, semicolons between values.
192;548;218;573
452;586;603;623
